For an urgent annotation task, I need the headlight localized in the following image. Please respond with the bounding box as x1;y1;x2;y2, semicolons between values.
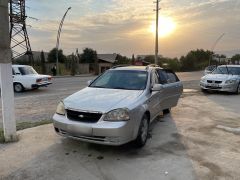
200;78;207;83
225;79;237;84
56;102;65;115
104;108;130;121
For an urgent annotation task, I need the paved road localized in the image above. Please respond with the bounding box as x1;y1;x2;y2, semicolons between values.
0;71;203;127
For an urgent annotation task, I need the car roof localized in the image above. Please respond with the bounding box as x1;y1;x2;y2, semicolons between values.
12;64;31;68
218;65;240;68
111;65;163;71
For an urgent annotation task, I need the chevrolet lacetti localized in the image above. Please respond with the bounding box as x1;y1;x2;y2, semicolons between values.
53;66;183;147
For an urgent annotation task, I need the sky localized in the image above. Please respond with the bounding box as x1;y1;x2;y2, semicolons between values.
25;0;240;58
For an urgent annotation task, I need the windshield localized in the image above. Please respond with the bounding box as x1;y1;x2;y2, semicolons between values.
90;70;148;90
212;67;240;75
18;66;38;75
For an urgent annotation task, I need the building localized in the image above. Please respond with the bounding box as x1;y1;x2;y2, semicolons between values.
97;53;118;73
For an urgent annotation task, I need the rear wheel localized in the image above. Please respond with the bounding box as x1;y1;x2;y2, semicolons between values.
134;114;149;148
14;83;24;93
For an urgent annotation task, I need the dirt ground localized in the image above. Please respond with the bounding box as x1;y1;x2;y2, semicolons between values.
173;90;240;180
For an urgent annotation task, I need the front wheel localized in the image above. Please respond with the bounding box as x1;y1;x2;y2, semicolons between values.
236;83;240;95
14;83;24;93
134;114;149;148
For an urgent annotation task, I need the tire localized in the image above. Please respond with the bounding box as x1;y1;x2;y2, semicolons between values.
14;83;24;93
163;108;171;114
236;83;240;95
134;114;149;148
201;88;208;93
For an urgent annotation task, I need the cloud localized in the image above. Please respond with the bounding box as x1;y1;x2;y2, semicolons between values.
25;0;240;57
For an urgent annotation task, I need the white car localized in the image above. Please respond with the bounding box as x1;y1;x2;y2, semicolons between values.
12;65;52;92
200;65;240;94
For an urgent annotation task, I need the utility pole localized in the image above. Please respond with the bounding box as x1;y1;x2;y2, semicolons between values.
154;0;160;65
0;0;17;142
9;0;34;64
56;7;71;75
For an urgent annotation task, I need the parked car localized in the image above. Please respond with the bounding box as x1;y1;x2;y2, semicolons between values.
53;65;183;147
200;65;240;94
12;65;52;92
204;65;217;75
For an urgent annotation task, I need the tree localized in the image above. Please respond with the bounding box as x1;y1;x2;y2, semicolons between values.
115;54;131;65
40;51;46;74
231;54;240;64
80;48;97;63
180;49;214;71
70;53;76;76
47;48;67;63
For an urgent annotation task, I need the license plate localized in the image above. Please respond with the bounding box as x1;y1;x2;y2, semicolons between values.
43;78;48;81
208;83;219;87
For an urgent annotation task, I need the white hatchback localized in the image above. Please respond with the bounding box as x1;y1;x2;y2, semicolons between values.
12;65;52;92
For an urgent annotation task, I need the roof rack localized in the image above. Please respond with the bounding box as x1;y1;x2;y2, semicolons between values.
111;64;131;69
145;64;160;70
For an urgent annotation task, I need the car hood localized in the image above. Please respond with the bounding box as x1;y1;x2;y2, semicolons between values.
63;87;144;113
24;74;50;78
203;74;239;81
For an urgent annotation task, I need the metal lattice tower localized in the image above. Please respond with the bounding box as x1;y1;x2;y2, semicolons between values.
9;0;33;64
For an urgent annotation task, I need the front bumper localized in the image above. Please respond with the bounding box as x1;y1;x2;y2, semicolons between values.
200;82;238;92
32;82;52;89
52;113;134;146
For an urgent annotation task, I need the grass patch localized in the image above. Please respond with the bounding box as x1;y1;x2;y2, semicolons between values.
0;120;52;143
0;129;4;143
16;120;52;131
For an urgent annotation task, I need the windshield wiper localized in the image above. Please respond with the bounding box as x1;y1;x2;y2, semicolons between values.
90;86;107;88
112;86;129;90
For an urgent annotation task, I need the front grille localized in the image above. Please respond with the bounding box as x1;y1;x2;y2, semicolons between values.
207;80;222;84
67;109;102;123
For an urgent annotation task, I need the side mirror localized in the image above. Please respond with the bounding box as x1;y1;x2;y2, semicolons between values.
87;80;92;86
152;84;163;91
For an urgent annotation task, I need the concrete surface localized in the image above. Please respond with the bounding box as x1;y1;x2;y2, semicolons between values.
0;115;196;180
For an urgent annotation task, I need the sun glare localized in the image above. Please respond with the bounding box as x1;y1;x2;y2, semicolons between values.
149;16;176;38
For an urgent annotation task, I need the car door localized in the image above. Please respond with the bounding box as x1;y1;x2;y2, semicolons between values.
164;69;183;108
156;69;183;109
148;70;162;120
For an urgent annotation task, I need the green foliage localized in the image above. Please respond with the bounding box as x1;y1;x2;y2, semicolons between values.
115;54;131;65
180;49;213;71
231;54;240;64
48;48;67;63
70;54;76;76
80;48;97;63
16;120;52;131
40;51;46;74
0;129;4;143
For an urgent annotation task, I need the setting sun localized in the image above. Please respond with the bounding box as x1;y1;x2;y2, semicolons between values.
149;16;177;38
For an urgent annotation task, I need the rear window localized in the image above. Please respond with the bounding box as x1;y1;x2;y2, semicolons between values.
18;66;38;75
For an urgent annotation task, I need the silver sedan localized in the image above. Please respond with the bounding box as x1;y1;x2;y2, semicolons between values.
53;66;183;147
200;65;240;94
